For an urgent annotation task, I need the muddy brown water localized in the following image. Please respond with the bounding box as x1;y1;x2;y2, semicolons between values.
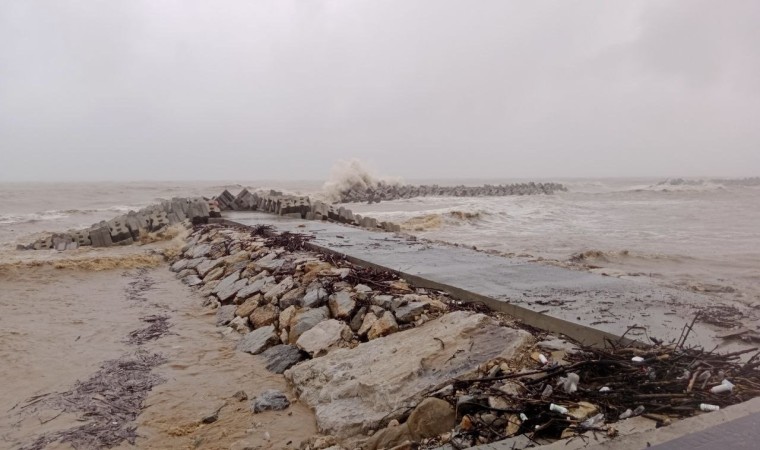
0;260;316;449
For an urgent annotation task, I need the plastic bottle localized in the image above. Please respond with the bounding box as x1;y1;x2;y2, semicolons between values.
700;403;720;412
538;353;548;365
549;403;569;415
631;356;645;363
541;384;553;399
619;409;633;419
633;405;645;416
709;379;734;394
581;413;605;429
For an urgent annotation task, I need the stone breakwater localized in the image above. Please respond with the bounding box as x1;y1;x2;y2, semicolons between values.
18;187;404;251
332;181;568;204
213;188;403;231
19;197;211;250
171;223;535;448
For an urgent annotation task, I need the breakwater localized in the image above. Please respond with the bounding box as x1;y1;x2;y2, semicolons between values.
332;181;567;204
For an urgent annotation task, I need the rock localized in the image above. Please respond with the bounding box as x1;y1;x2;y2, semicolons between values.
279;287;305;309
371;295;394;310
303;284;328;308
236;325;278;354
279;305;297;330
355;284;373;294
176;268;195;279
394;301;425;323
289;307;329;344
328;291;356;320
367;311;399;340
216;305;237;326
203;266;225;283
366;424;412;450
199;280;220;297
236;295;262;318
229;316;251;333
232;390;248;401
296;319;352;357
260;344;306;374
285;311;531;437
249;304;279;329
263;276;294;302
171;259;189;272
187;243;212;259
349;307;366;332
358;312;379;337
213;273;240;295
252;389;290;413
182;275;203;287
406;397;456;440
236;276;273;300
216;277;248;303
197;258;223;277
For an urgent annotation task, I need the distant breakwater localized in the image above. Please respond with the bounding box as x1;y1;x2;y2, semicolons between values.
333;181;567;204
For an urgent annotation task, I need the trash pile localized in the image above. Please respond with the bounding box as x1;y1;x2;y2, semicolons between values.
417;323;760;449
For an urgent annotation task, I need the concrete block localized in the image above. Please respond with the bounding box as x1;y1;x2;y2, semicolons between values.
216;190;236;211
90;223;113;247
108;215;133;243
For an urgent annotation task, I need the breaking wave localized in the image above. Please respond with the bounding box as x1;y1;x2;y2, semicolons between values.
568;249;690;264
401;210;489;231
320;159;403;203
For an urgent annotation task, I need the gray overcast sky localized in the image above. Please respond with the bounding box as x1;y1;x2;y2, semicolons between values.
1;0;758;182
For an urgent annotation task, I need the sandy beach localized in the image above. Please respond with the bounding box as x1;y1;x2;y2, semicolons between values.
0;244;316;449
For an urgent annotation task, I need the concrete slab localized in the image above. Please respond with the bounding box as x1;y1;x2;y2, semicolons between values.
225;212;754;351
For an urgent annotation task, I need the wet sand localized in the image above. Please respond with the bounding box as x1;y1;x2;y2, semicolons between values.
0;257;316;449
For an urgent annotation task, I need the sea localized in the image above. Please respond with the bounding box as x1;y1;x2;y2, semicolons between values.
1;175;758;307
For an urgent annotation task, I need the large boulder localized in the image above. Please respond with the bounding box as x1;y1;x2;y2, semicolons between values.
284;311;531;438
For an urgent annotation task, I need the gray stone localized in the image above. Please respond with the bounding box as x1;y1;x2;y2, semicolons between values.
260;344;306;374
216;305;237;326
212;272;240;295
289;307;329;344
303;284;328;308
285;311;531;438
236;276;273;300
371;295;394;310
296;319;352;357
279;287;306;309
171;259;190;272
182;275;203;287
263;276;294;302
328;291;356;320
349;307;366;332
217;278;248;303
197;258;223;277
187;243;211;259
394;301;425;323
236;325;278;354
252;389;290;413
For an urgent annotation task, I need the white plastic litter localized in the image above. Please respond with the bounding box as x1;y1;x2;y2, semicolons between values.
709;379;734;394
631;356;645;363
549;403;568;414
700;403;720;412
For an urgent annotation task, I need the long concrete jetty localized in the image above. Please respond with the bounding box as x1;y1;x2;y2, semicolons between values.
225;211;752;352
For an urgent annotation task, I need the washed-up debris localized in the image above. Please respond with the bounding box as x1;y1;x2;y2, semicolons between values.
415;322;760;448
20;351;167;450
124;315;173;345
